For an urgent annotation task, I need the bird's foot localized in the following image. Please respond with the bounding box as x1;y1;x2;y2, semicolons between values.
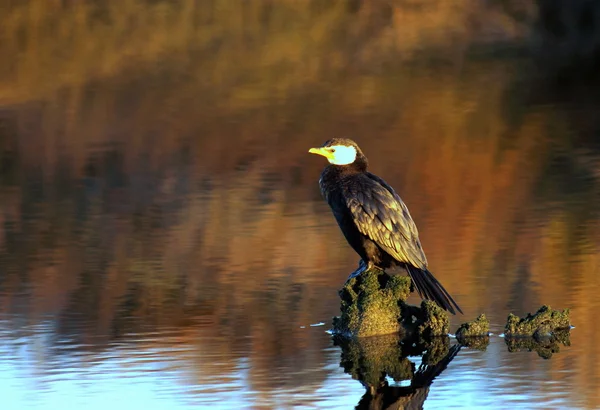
346;260;368;282
346;260;383;283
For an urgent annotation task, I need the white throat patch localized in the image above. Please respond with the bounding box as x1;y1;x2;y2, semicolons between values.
327;145;357;165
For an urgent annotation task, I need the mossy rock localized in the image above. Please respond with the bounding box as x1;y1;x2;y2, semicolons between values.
504;305;570;338
415;300;450;338
456;314;490;350
333;267;452;338
456;314;490;349
333;269;412;337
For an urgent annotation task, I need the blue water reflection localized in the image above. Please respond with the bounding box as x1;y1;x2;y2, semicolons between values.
0;318;581;409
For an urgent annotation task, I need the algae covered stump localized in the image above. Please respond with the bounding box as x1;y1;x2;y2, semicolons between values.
332;268;450;338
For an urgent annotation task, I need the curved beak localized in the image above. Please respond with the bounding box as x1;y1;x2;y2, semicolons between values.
308;147;334;160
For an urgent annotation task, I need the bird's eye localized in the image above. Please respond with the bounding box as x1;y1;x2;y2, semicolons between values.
330;148;336;153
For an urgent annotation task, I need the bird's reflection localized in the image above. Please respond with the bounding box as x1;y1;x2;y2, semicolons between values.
333;333;461;410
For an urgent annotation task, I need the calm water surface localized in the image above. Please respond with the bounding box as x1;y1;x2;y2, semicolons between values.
1;2;600;409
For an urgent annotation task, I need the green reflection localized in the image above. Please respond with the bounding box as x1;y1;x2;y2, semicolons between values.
334;333;460;409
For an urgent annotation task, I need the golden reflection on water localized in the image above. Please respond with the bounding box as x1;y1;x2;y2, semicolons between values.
1;0;600;408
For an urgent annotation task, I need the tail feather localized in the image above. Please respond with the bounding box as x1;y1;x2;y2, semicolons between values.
406;266;463;315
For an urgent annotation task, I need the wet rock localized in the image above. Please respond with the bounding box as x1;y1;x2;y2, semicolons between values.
332;268;451;338
333;268;411;337
415;300;450;338
504;305;571;338
456;314;490;337
455;314;490;349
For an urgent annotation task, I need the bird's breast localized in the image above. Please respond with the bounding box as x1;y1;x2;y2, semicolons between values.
319;172;341;203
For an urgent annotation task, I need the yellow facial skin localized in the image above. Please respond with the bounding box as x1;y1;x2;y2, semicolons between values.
309;145;357;165
308;147;335;160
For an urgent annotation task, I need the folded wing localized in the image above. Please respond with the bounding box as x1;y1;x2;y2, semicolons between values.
345;173;428;269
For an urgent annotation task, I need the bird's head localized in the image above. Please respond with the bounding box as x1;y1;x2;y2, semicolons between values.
308;138;366;167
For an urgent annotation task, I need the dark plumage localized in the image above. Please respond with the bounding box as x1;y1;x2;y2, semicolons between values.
309;138;463;315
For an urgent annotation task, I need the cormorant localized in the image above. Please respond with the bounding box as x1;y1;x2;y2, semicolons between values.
309;138;463;315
